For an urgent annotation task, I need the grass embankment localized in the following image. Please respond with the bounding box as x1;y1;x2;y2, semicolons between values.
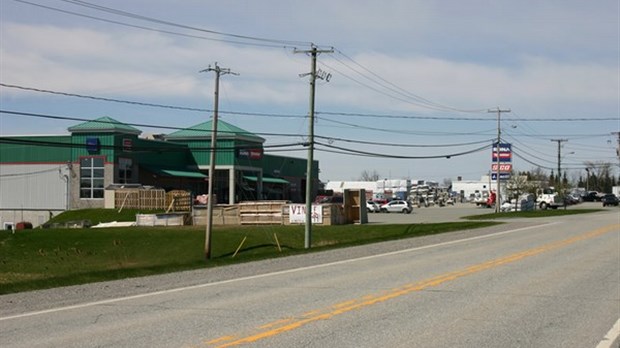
463;208;604;220
3;207;602;294
0;220;498;294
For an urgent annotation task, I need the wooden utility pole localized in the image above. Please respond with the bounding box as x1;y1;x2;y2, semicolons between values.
488;107;510;213
551;139;568;186
295;45;333;249
200;63;237;260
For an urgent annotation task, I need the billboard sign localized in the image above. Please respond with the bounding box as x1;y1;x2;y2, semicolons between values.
238;148;263;160
491;163;512;172
491;173;511;181
491;143;512;162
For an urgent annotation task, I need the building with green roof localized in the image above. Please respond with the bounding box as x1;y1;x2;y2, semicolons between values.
0;117;319;228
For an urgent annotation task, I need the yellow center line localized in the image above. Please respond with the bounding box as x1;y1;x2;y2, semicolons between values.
205;224;618;347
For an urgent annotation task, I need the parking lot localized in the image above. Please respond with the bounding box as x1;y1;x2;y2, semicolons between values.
366;201;608;224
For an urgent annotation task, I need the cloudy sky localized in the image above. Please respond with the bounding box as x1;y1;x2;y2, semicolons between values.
1;0;618;183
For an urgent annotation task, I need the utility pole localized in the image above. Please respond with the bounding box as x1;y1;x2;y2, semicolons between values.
613;132;620;172
551;139;568;187
200;63;238;260
488;107;510;213
295;45;333;249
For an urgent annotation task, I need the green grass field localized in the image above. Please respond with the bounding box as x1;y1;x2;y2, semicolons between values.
0;221;499;294
1;207;602;294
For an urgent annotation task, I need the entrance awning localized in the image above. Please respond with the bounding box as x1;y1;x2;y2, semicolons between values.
243;175;289;184
142;165;207;178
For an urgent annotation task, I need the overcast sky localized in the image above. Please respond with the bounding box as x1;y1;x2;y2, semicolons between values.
1;0;618;183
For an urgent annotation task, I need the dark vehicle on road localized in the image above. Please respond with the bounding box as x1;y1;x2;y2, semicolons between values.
601;194;619;207
582;191;601;202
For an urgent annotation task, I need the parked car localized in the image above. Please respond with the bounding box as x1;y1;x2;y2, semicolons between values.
501;194;535;212
582;191;601;202
601;194;619;207
380;200;413;214
564;193;582;205
366;200;380;213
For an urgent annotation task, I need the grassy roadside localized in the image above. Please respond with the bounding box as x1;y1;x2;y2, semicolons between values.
463;208;604;220
0;221;498;294
1;207;604;294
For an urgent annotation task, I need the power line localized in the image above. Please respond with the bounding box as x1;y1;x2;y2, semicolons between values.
314;141;490;159
11;0;292;48
0;83;305;118
59;0;312;46
0;109;495;148
3;83;616;123
331;50;489;113
317;116;496;136
0;136;304;153
314;135;494;148
13;0;311;48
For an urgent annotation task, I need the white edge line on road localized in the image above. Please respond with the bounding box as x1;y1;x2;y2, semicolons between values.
596;318;620;348
1;221;560;321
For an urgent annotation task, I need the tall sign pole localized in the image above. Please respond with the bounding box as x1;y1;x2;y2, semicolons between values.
295;45;333;249
489;107;510;213
200;63;237;260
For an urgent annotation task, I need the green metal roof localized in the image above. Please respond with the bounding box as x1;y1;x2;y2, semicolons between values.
243;175;289;184
68;116;142;135
141;165;206;178
165;119;264;143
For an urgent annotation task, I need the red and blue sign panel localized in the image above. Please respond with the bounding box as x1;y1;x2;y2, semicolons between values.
492;143;512;162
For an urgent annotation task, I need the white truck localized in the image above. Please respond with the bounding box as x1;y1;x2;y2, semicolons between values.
473;191;490;207
536;188;563;210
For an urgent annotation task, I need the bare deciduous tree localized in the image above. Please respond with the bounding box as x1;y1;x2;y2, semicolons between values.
359;170;381;181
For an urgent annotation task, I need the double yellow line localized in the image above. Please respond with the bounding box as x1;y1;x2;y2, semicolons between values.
204;223;618;347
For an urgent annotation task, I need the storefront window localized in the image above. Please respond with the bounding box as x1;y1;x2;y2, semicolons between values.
80;157;105;199
118;158;132;184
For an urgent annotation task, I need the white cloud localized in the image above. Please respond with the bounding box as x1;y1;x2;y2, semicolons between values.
2;19;617;118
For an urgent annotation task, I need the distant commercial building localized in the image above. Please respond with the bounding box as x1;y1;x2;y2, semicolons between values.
451;175;493;201
0;117;318;228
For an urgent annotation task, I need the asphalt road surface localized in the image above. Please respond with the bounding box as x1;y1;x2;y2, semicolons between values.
1;204;618;347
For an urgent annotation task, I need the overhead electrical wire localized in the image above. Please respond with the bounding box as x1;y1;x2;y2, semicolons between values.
0;167;64;178
0;83;305;119
13;0;310;48
2;83;616;124
314;141;490;159
316;116;496;136
0;128;492;160
12;0;620;129
0;109;305;138
330;50;489;113
12;0;489;114
11;0;294;49
317;59;464;113
0;137;305;153
0;110;496;149
314;135;494;148
56;0;312;46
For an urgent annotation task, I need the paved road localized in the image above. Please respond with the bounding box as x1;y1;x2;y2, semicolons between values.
1;204;618;347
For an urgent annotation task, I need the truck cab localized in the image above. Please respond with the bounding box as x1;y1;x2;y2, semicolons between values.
536;188;563;210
